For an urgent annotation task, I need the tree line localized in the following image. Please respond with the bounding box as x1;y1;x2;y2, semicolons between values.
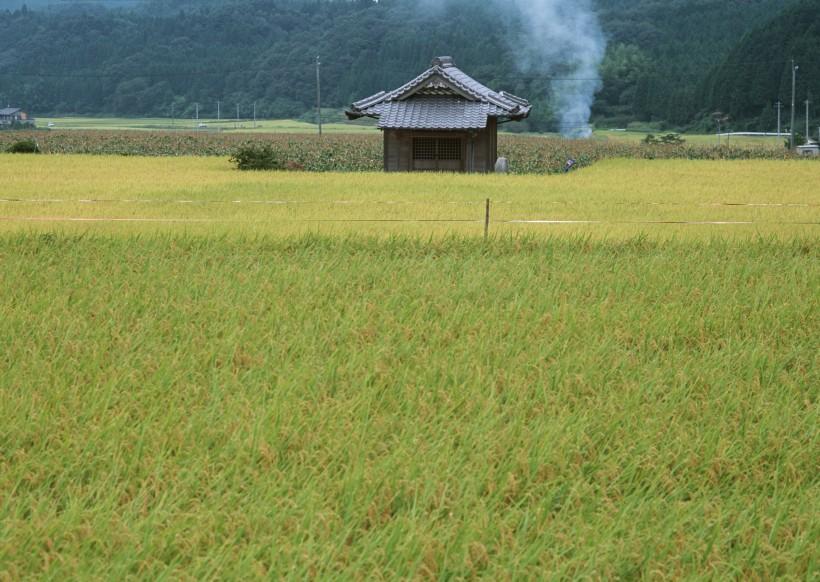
0;0;815;132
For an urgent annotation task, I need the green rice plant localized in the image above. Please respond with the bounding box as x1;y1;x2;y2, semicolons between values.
0;234;817;579
0;153;817;578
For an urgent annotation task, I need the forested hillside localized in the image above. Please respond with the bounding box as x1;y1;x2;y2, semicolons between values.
594;0;804;126
701;0;820;133
0;0;142;8
0;0;812;130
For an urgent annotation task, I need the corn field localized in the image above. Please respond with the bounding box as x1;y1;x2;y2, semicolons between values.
0;130;800;174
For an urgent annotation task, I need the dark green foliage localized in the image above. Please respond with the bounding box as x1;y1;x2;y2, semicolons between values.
643;133;685;145
6;139;40;153
595;0;806;127
0;121;37;131
701;0;820;132
786;133;807;149
229;143;283;171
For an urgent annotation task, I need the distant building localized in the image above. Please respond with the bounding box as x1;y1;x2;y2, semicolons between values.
796;141;820;157
346;57;531;173
0;107;34;126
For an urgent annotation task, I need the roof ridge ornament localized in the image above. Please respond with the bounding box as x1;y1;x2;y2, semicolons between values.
431;56;455;68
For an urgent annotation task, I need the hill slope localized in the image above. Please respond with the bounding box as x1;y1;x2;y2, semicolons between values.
700;0;820;133
0;0;805;129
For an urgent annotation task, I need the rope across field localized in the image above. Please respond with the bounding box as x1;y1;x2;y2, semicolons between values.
1;197;817;237
1;155;818;239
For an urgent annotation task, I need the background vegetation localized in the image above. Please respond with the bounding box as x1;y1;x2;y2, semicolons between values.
0;131;795;174
1;0;817;132
700;0;820;131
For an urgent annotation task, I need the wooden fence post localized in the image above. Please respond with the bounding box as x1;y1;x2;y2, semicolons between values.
484;198;490;240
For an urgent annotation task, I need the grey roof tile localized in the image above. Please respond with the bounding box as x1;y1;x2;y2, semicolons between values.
377;98;506;129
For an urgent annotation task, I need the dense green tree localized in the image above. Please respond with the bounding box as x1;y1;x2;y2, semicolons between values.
702;0;820;133
0;0;812;131
595;44;653;123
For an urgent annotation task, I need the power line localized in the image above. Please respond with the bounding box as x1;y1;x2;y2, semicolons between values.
0;69;610;82
0;68;713;82
707;58;797;68
0;55;806;84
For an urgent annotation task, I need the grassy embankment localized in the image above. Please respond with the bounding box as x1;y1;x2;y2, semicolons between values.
0;155;817;578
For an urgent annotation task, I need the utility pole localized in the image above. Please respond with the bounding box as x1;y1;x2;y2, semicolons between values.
217;101;221;122
805;99;811;145
775;100;782;136
195;102;199;121
171;102;175;129
790;60;798;149
253;101;257;129
236;103;239;129
316;55;322;136
712;111;728;146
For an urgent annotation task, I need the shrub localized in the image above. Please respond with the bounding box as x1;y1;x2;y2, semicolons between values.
229;143;283;171
785;133;806;150
6;139;40;154
644;133;685;145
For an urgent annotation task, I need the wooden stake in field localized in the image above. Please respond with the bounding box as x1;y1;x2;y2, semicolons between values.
484;198;491;240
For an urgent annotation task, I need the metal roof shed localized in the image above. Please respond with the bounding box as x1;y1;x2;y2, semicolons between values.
347;57;531;173
0;108;29;126
796;142;820;157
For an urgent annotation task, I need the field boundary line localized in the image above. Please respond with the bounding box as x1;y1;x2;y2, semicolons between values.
0;217;225;223
506;219;820;226
1;198;816;208
2;216;818;226
0;198;489;206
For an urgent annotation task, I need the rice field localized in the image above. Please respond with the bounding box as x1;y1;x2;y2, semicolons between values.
596;129;786;148
1;155;818;239
0;154;818;578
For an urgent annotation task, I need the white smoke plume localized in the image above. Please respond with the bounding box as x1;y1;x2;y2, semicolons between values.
421;0;606;138
511;0;605;137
